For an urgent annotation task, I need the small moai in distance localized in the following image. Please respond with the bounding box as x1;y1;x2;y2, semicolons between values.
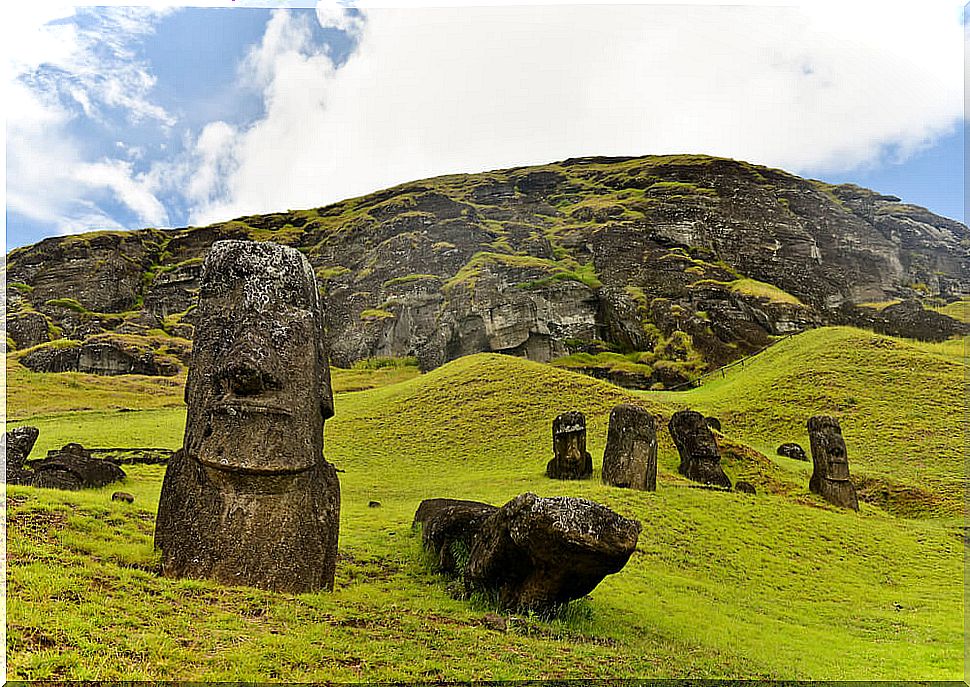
668;409;732;489
546;411;593;479
807;416;859;511
154;240;341;593
601;404;657;491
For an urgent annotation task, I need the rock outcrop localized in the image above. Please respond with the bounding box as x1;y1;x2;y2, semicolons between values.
7;155;967;384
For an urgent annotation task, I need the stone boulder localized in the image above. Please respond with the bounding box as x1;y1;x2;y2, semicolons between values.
705;416;721;432
465;493;641;613
807;416;859;510
601;404;657;491
734;481;756;494
28;443;127;490
546;411;593;480
20;340;180;376
777;442;808;461
669;410;732;489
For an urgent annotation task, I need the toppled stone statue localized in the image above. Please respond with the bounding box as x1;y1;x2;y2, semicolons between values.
155;240;341;593
546;411;593;480
777;442;808;461
29;443;127;490
669;410;732;489
414;498;499;574
601;404;657;491
6;426;39;485
807;416;859;511
415;493;640;614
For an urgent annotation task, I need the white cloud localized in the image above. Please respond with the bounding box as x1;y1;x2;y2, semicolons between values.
187;2;965;225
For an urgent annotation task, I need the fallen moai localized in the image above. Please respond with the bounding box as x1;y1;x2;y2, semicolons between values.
6;431;127;490
415;492;640;614
154;240;341;593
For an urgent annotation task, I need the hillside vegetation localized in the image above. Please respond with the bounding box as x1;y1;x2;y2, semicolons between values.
5;326;964;680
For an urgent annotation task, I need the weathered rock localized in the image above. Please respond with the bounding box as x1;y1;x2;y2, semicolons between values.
807;416;859;510
6;311;52;350
20;340;180;376
5;425;39;485
546;411;593;480
777;442;808;461
29;443;127;490
413;498;499;574
705;416;722;432
86;447;175;465
734;481;756;494
669;410;732;489
601;404;657;490
154;240;341;593
112;491;135;503
464;493;641;613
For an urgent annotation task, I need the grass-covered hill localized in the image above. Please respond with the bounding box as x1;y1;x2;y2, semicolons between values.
7;154;969;391
5;326;964;680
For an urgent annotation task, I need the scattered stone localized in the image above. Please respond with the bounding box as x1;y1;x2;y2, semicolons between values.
777;442;808;461
413;498;499;574
155;240;341;593
705;416;721;432
465;493;641;613
734;481;756;494
601;404;657;491
29;443;126;490
807;416;859;511
112;491;135;503
368;500;382;508
481;612;507;632
546;411;593;480
669;410;732;489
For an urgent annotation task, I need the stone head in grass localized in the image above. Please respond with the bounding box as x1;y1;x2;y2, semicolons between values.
807;415;859;511
154;239;341;593
669;409;732;489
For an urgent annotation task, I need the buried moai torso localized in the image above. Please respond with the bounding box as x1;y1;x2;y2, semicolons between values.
602;404;657;491
154;240;341;593
807;416;858;511
546;411;593;480
668;410;732;489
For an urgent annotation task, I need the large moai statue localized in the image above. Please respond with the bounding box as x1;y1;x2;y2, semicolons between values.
546;411;593;480
668;409;732;489
807;416;859;511
602;404;657;491
154;240;341;593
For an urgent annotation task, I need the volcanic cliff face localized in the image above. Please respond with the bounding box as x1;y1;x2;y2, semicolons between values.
6;155;968;386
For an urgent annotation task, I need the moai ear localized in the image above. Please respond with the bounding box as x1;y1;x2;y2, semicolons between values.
318;323;335;421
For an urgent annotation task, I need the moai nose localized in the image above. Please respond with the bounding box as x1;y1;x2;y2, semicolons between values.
219;334;283;396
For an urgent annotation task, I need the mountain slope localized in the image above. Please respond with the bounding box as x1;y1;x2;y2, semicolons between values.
7;155;968;387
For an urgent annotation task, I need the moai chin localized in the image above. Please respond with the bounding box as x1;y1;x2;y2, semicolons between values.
602;404;657;491
154;240;341;592
807;416;859;511
546;411;593;480
668;409;732;489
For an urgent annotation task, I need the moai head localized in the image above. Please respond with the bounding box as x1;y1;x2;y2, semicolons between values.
184;240;334;477
547;411;593;480
668;409;731;489
602;404;658;491
156;240;340;592
807;416;850;481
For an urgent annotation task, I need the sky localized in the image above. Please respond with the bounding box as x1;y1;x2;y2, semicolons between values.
3;1;966;250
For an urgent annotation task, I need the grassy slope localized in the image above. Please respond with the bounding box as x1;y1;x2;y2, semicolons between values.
5;327;965;680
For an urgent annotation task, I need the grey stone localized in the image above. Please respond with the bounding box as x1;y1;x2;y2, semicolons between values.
777;442;808;461
154;240;341;593
669;410;732;489
602;404;657;491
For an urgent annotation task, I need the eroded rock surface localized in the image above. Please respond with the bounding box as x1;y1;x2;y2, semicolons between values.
546;411;593;480
669;409;732;489
416;493;640;614
601;404;657;490
154;240;341;593
807;416;859;510
28;443;127;490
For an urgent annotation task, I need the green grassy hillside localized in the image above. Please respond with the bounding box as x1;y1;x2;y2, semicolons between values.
5;327;964;680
